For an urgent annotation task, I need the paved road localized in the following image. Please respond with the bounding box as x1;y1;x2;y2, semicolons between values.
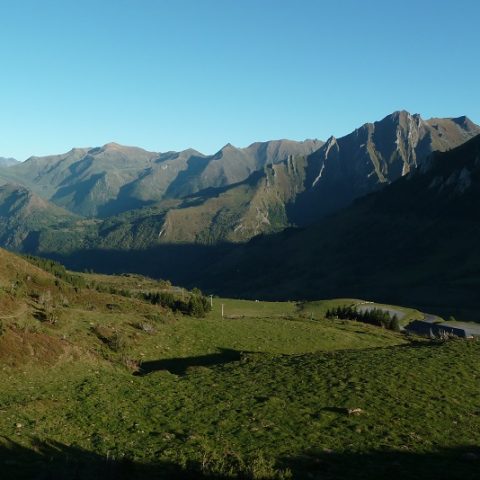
436;320;480;336
409;312;480;337
356;305;480;336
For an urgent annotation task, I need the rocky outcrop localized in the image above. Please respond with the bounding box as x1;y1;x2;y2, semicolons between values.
290;111;480;224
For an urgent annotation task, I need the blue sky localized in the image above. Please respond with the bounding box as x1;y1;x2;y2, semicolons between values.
0;0;479;160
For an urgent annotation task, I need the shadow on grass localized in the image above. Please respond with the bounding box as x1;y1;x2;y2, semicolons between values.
1;436;479;480
281;447;480;480
33;232;480;323
135;348;243;375
0;437;221;480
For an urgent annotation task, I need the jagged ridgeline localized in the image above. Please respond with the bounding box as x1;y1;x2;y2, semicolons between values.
0;111;478;259
0;139;322;253
0;139;322;218
202;134;480;320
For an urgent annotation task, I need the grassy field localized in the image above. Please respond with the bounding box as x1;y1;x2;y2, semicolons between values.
1;339;480;479
0;251;479;479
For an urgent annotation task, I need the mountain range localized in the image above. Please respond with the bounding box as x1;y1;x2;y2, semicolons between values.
0;110;479;318
0;111;478;250
199;133;480;320
288;111;480;224
0;157;18;167
0;139;322;217
0;183;75;250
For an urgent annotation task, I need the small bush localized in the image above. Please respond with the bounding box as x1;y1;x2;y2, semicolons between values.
143;312;164;323
121;356;140;373
108;332;130;352
132;322;156;334
92;325;129;351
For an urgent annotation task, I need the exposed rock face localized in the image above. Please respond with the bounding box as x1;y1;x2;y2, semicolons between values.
291;111;480;224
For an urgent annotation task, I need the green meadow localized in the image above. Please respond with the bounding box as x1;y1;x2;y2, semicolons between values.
0;264;479;480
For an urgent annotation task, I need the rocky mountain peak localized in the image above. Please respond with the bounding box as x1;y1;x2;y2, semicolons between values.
102;142;123;150
220;142;236;151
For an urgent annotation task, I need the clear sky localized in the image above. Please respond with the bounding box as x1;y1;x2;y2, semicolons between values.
0;0;479;160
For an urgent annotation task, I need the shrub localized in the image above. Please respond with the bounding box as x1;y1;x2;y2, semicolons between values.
132;322;155;334
108;332;129;352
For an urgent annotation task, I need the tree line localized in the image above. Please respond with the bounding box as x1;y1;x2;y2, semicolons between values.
23;255;86;288
23;254;211;318
142;288;211;318
326;305;400;331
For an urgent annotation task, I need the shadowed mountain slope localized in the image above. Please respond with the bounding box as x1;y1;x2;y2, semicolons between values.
197;134;480;320
290;111;480;224
0;111;479;312
0;111;477;248
56;112;480;247
0;183;76;250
